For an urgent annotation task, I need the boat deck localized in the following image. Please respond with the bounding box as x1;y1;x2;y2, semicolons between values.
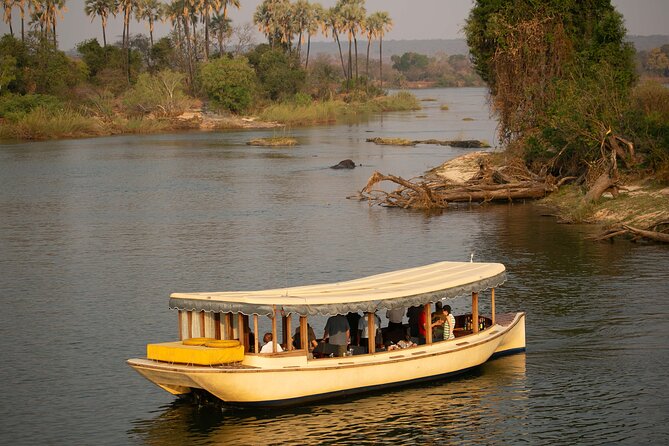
493;312;516;327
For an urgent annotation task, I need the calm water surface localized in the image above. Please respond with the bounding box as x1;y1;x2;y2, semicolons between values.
1;88;668;445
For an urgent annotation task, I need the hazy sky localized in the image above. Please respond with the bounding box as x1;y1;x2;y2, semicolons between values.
1;0;667;51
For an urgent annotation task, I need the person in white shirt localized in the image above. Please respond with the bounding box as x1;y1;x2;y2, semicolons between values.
259;332;284;354
386;307;405;330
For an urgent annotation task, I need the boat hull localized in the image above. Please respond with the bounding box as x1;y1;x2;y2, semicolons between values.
128;312;525;407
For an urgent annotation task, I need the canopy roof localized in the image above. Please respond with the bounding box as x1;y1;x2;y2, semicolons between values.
170;261;506;316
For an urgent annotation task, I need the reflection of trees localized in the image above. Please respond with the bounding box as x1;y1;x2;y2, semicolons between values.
129;355;526;445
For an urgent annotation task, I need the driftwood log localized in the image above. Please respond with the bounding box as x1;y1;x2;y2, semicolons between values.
356;159;557;209
588;220;669;244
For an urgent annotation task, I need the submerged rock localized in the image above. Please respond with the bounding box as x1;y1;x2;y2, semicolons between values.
331;159;356;169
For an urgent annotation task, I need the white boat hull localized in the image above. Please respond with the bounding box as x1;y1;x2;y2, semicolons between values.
128;312;525;406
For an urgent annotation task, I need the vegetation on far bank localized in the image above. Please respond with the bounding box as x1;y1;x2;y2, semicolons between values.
0;1;437;141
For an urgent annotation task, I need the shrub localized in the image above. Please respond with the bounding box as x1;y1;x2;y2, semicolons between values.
123;70;190;117
199;57;257;113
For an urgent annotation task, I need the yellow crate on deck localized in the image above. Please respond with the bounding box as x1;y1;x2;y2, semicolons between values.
147;341;244;365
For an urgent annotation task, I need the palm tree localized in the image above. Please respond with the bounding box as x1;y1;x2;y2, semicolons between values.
39;0;67;46
292;0;310;59
15;0;31;41
139;0;162;47
2;0;15;38
337;0;365;81
304;2;322;70
370;10;391;88
84;0;116;47
364;12;379;78
321;6;346;78
199;0;219;60
209;12;230;55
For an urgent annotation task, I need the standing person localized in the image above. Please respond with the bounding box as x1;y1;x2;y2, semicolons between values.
323;314;350;357
346;312;361;344
386;307;405;330
444;305;456;340
407;305;422;343
357;311;382;351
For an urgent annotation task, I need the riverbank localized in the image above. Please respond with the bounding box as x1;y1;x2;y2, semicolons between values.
431;152;669;236
0;92;420;142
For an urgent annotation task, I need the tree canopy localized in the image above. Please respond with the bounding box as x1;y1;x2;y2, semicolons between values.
465;0;638;174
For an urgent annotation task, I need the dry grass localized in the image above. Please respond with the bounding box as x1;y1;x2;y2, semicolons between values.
247;137;298;147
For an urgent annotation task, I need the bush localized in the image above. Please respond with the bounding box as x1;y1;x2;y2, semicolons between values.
123;70;190;117
199;57;257;113
248;46;305;101
0;93;64;121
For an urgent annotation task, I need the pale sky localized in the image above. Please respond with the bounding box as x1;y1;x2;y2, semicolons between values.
0;0;667;52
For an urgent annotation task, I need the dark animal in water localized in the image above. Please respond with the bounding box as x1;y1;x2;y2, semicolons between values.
331;159;356;169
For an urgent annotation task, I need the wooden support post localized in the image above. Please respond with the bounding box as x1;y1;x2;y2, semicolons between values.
286;314;293;351
200;311;206;337
491;288;496;326
272;306;278;353
472;292;479;334
178;310;183;340
237;313;245;345
253;314;259;354
187;311;193;339
300;315;308;353
214;313;221;340
424;303;432;344
367;312;375;354
224;313;233;340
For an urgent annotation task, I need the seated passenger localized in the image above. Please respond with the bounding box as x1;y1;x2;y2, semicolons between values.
259;332;284;354
293;324;318;351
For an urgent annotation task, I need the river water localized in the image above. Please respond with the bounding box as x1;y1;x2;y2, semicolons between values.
1;88;668;445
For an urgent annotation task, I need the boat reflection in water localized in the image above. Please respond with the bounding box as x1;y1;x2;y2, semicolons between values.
130;354;527;445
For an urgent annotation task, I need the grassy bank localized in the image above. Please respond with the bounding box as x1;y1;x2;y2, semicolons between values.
540;181;669;228
259;91;421;126
0;91;421;141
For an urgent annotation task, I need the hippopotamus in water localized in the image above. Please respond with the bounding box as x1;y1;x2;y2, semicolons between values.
330;159;356;169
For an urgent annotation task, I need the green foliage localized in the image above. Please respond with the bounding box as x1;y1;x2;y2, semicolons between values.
0;93;64;121
307;55;343;100
390;52;430;74
150;37;177;73
622;82;669;171
1;106;102;140
0;35;30;93
123;70;190;117
247;45;305;101
465;0;637;175
0;55;17;93
199;57;257;113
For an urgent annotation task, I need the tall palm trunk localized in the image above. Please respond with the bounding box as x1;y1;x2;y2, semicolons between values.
305;33;312;70
334;30;346;78
204;11;210;61
379;36;384;89
353;31;359;80
366;36;371;78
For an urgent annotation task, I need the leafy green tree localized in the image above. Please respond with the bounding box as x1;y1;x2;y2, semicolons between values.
0;54;17;93
248;45;305;101
199;56;257;113
0;34;29;93
150;36;177;72
465;0;636;174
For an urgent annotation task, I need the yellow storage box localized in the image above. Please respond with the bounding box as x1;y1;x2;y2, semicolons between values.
147;341;244;365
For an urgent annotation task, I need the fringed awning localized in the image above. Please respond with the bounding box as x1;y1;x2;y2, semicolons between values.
169;261;506;316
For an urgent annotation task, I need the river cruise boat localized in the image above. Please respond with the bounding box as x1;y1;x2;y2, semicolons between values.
127;261;526;407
